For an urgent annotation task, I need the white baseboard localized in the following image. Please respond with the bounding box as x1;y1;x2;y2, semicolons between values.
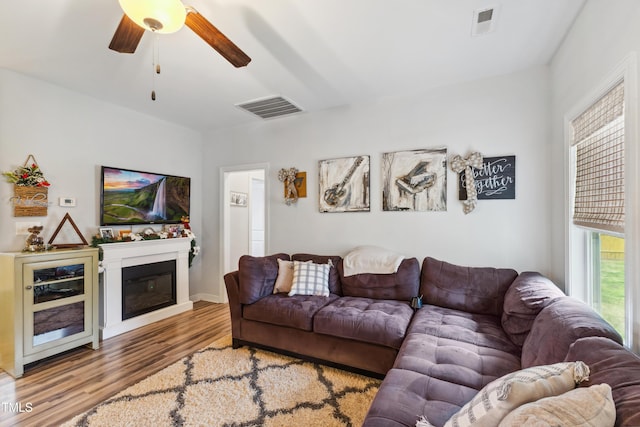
190;293;224;303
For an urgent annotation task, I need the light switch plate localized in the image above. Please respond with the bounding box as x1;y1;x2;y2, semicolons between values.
59;197;76;207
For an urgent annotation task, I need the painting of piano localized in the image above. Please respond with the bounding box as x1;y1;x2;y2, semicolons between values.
382;148;447;211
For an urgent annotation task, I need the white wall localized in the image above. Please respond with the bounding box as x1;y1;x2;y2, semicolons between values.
202;66;552;300
0;62;557;305
549;1;640;288
0;70;206;294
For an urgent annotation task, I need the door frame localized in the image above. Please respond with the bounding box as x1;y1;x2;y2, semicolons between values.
219;163;269;302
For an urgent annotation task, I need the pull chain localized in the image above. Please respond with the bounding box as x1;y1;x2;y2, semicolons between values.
151;33;161;101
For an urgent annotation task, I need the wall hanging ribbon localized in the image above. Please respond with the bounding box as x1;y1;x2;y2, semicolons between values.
278;167;299;205
450;152;483;214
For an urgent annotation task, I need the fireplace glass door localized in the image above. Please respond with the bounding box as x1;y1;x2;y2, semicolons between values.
122;260;176;320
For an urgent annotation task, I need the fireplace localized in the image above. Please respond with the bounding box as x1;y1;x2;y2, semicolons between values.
122;260;176;320
99;238;193;339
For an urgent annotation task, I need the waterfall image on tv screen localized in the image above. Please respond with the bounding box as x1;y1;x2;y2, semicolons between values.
101;166;190;225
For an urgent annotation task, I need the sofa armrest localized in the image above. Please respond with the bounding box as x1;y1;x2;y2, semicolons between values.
224;271;242;339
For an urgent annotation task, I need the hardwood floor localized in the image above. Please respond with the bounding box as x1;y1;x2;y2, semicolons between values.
0;301;231;427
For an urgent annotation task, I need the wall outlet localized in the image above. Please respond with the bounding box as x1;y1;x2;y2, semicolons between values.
15;221;42;236
59;197;76;207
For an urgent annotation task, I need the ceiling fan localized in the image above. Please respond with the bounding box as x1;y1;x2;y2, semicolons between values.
108;0;251;68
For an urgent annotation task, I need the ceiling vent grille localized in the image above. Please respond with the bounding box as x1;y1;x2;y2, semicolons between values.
236;96;303;119
472;6;499;36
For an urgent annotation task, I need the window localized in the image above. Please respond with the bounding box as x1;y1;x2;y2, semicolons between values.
570;81;626;339
590;233;625;335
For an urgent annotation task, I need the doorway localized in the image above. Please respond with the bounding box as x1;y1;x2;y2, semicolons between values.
221;165;268;281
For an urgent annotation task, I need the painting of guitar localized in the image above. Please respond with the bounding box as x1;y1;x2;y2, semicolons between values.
319;155;370;212
323;156;365;206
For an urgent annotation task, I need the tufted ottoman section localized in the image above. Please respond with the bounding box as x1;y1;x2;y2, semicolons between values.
314;296;414;349
363;368;475;427
395;333;520;390
364;305;521;427
243;293;339;331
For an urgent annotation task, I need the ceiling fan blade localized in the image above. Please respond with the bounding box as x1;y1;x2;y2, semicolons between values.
185;7;251;68
109;14;145;54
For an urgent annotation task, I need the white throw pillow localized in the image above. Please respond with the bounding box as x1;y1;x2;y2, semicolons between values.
443;361;590;427
499;383;615;427
273;259;295;293
288;260;331;297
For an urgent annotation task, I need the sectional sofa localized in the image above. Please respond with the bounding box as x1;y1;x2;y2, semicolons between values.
223;252;640;426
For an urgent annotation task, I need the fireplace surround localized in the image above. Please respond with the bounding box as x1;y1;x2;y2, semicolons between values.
99;238;193;339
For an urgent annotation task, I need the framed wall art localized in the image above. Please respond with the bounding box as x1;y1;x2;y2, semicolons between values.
382;148;448;211
319;155;370;213
230;191;248;207
458;155;516;200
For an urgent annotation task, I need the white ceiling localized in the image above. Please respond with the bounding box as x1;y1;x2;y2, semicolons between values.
0;0;585;132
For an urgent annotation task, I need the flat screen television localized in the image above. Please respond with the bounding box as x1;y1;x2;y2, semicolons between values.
100;166;190;226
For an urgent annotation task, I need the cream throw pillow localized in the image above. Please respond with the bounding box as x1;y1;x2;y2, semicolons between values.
499;383;615;427
273;259;295;293
443;361;590;427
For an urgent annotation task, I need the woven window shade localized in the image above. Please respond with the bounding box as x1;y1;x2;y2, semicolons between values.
572;81;625;234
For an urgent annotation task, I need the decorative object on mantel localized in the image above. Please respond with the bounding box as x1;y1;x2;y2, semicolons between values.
48;213;89;248
3;154;50;217
319;156;370;213
24;225;46;252
382;148;448;212
91;221;200;267
450;152;483;214
278;167;305;205
458;155;516;201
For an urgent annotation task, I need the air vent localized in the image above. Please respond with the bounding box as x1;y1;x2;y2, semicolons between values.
472;6;500;36
236;96;303;119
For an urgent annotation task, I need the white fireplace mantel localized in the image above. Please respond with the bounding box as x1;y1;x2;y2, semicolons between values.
99;238;193;339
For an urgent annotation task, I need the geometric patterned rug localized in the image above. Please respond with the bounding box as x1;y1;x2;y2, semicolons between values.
61;336;380;427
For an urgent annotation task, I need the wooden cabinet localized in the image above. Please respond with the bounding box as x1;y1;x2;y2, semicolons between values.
0;248;99;378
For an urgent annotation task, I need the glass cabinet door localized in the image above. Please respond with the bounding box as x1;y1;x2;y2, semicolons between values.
32;263;85;304
23;256;93;354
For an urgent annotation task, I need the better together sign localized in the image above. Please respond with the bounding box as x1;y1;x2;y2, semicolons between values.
458;155;516;200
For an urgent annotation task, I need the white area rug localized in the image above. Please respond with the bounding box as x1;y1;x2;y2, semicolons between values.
62;336;380;426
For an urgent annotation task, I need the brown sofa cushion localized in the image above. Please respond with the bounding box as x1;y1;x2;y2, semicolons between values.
420;257;518;316
292;253;343;295
314;296;414;349
521;296;623;368
238;253;290;304
243;293;339;331
501;272;565;346
564;336;640;427
337;257;420;300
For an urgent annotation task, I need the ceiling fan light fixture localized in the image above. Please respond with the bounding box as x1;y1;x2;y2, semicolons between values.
118;0;187;34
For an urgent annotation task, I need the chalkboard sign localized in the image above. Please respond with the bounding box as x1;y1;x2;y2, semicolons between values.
458;155;516;200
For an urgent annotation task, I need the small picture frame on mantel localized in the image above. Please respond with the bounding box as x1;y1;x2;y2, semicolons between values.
99;228;114;239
